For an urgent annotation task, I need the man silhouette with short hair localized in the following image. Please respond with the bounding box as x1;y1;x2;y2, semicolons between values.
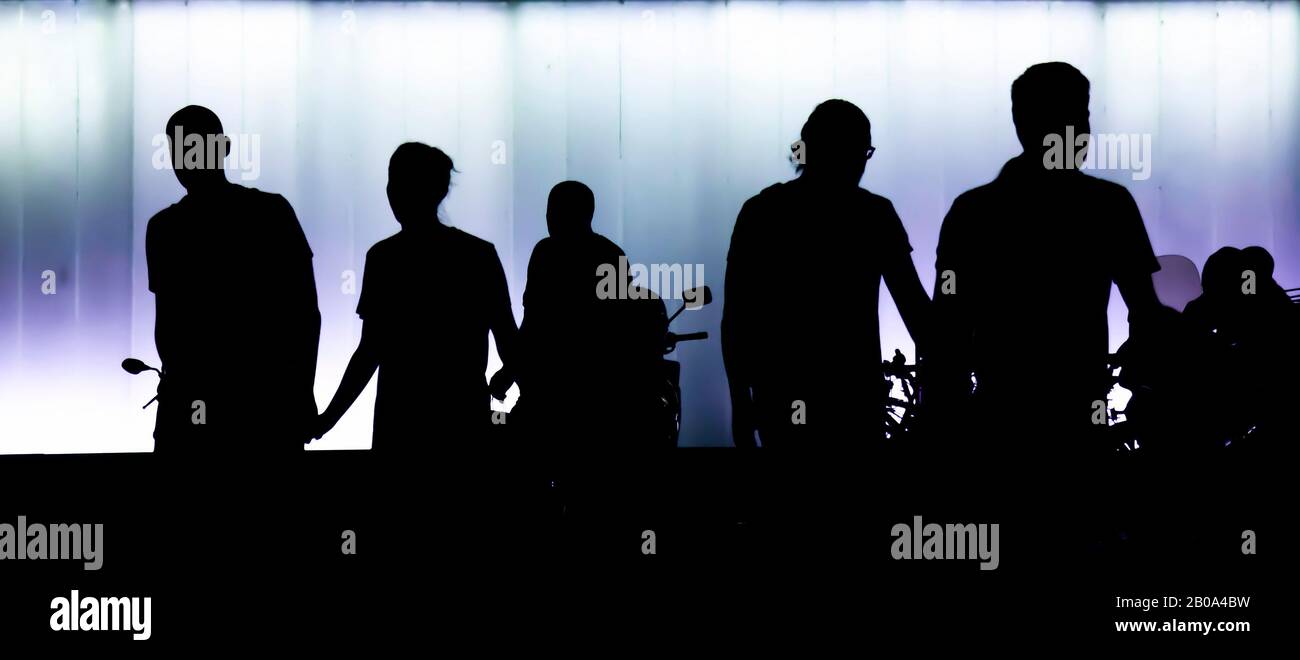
514;181;664;448
146;104;320;455
929;62;1162;457
314;142;518;448
722;99;930;448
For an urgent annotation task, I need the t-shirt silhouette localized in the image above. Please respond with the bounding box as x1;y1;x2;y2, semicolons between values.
518;232;625;397
146;182;319;453
356;222;512;446
725;177;913;443
517;232;667;446
934;154;1159;433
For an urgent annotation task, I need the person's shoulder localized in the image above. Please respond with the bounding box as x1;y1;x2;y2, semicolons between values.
145;201;191;249
146;202;183;231
590;232;625;255
858;188;899;213
937;181;999;244
751;181;791;204
736;182;791;228
531;234;556;252
236;185;298;213
237;184;282;201
366;232;403;259
527;235;557;264
446;225;495;251
951;178;1000;209
1078;173;1137;202
445;226;503;266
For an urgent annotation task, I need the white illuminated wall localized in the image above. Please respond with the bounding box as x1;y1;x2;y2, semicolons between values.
1;1;1297;452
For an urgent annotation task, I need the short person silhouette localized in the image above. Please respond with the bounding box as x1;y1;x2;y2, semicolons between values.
513;181;665;448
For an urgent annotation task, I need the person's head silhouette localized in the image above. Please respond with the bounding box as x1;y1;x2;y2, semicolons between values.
165;105;230;191
1011;62;1091;165
1201;246;1244;300
796;99;873;187
1240;246;1276;283
387;142;455;227
1152;255;1202;313
546;180;596;238
1239;245;1287;301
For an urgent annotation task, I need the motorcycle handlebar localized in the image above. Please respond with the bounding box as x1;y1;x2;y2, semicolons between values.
671;331;709;343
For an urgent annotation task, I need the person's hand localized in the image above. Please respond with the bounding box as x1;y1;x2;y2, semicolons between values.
489;368;513;401
309;412;338;444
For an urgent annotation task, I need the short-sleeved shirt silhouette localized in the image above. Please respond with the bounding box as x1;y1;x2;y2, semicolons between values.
519;232;626;397
356;222;511;445
516;232;665;444
146;182;319;452
935;155;1159;427
725;177;913;442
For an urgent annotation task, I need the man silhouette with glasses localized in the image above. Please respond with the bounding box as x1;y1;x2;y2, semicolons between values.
723;99;929;448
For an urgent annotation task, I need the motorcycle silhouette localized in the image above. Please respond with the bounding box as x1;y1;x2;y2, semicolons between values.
653;285;712;447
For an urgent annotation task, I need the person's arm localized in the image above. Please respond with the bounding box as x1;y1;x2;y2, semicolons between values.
514;250;540;396
145;218;174;370
315;320;381;440
1111;188;1163;327
926;199;975;414
880;202;931;355
722;200;758;448
885;259;930;351
277;196;323;419
1117;273;1160;321
487;246;519;401
316;246;381;441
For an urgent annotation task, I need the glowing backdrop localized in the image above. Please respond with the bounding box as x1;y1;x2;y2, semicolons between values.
1;1;1297;452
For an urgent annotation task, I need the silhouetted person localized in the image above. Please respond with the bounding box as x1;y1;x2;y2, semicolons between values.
928;63;1162;459
1184;246;1299;449
722;99;930;448
1149;254;1202;313
1113;255;1223;453
314;143;517;448
146;105;320;455
514;181;665;449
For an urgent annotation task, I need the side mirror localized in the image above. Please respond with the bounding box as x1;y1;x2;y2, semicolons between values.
121;358;156;375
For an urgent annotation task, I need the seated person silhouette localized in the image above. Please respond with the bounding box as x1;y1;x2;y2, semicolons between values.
314;143;518;449
514;181;665;449
722;99;930;448
146;105;320;456
928;62;1162;459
